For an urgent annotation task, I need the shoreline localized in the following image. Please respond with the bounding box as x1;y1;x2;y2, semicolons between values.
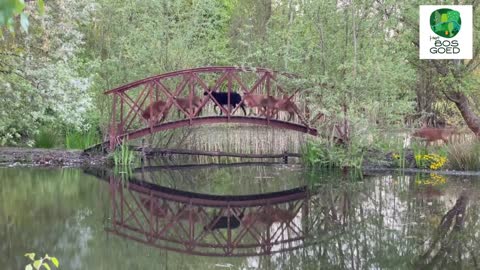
0;147;107;167
1;147;479;177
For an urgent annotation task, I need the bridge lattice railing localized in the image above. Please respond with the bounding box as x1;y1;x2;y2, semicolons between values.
105;66;316;149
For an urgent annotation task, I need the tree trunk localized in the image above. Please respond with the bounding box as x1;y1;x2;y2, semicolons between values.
413;68;442;126
446;91;480;136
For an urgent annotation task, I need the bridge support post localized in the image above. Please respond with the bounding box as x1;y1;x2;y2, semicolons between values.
283;151;288;164
109;94;118;151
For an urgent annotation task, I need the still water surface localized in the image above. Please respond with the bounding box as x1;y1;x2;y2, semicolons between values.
1;164;479;269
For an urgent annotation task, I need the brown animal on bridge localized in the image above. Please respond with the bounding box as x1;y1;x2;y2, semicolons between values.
174;95;203;117
274;95;300;121
242;93;281;118
142;99;170;124
412;127;455;146
243;93;270;116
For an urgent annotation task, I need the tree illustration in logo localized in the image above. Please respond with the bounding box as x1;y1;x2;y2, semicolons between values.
430;8;461;38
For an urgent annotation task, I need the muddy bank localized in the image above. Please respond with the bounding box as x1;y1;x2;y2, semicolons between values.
0;147;107;167
1;147;479;177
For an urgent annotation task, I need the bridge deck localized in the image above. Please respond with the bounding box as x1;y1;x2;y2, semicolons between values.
123;116;317;141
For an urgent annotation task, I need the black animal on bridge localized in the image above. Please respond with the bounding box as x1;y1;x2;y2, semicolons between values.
204;90;247;115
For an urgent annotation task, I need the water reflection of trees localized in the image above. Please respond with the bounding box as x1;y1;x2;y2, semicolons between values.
3;167;479;269
132;162;305;195
82;167;480;269
254;175;480;270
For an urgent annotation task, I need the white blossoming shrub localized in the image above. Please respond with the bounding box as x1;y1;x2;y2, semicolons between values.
0;0;97;145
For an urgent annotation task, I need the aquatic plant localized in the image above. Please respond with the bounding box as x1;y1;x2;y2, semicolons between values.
113;142;135;167
24;253;59;270
391;148;407;169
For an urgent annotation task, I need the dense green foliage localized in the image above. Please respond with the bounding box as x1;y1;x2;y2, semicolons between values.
0;0;478;147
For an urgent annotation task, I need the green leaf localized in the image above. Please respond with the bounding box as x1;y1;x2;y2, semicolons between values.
20;13;29;33
42;263;51;270
15;0;26;14
25;264;33;270
24;253;36;261
38;0;45;15
33;260;42;270
51;257;59;268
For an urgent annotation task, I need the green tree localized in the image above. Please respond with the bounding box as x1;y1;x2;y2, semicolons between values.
394;0;480;133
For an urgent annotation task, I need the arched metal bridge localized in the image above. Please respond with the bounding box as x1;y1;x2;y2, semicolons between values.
105;66;318;150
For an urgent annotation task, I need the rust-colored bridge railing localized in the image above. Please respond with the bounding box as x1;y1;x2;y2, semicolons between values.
105;66;318;150
107;175;319;257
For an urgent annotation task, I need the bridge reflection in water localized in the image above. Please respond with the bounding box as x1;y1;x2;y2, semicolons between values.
101;168;325;257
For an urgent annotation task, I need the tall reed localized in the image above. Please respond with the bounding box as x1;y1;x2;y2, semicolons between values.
113;142;135;167
446;141;480;171
34;128;58;148
65;129;100;149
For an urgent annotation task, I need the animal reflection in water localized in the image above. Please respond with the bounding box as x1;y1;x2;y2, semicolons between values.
140;197;202;223
140;197;296;231
243;206;296;227
105;176;312;257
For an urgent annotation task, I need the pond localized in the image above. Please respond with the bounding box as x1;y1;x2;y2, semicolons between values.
1;164;480;270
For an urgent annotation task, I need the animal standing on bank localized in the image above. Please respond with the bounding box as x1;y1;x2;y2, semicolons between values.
412;127;455;146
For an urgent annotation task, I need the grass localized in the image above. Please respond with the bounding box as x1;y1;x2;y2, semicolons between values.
33;127;100;149
446;141;480;171
34;128;58;148
302;140;364;170
65;129;100;149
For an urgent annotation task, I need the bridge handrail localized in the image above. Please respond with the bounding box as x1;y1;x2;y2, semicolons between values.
103;66;299;95
128;178;308;207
